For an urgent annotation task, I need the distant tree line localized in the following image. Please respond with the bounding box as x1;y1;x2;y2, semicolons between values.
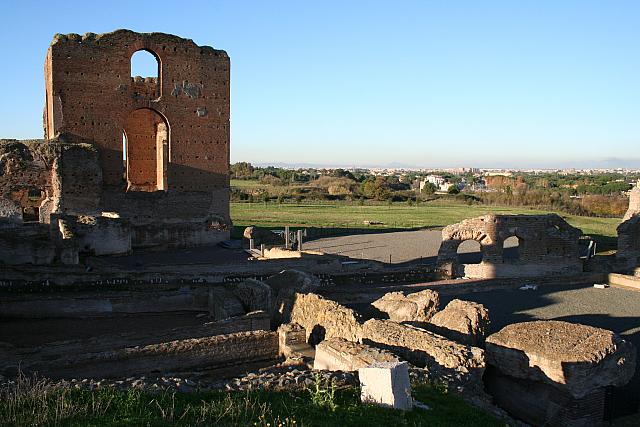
229;163;636;217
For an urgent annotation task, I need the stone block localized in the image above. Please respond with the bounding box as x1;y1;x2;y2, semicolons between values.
485;321;636;398
233;279;273;313
277;323;307;358
243;226;282;246
266;269;321;326
428;299;490;346
372;289;439;322
360;319;485;372
290;293;362;344
358;361;413;411
314;338;398;371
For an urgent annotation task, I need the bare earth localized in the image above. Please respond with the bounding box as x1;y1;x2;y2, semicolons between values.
304;229;516;264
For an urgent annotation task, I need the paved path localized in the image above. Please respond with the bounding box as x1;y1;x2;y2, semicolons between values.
304;230;444;264
304;229;517;264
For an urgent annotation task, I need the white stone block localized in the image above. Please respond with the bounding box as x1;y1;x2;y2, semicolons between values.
358;361;413;411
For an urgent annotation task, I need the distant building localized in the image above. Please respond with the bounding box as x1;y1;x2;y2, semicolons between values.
419;175;447;192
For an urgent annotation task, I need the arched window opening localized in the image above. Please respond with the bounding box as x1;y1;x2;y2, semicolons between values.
130;50;160;99
131;50;158;78
122;108;169;192
457;240;483;264
122;131;127;161
503;236;521;260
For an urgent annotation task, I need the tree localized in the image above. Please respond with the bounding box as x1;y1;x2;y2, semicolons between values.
447;185;460;195
361;176;391;201
421;182;437;195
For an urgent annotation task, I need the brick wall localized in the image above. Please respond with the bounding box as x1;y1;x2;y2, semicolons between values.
44;30;230;229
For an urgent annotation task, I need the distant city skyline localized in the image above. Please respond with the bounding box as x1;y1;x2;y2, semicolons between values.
0;1;638;168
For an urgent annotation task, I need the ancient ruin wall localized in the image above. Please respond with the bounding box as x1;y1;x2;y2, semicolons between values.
44;30;231;228
623;182;640;221
437;214;582;278
0;139;100;224
290;293;362;343
617;216;640;268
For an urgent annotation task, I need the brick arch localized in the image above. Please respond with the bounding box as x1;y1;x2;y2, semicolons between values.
122;107;169;192
129;48;162;100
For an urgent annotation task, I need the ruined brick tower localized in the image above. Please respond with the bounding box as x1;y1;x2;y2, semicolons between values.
43;29;231;247
0;30;231;264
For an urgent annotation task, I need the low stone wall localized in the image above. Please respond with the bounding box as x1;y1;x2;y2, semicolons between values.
4;329;278;380
0;286;246;319
437;214;583;279
0;224;59;265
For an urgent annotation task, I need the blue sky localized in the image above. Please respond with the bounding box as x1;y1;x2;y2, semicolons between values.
0;1;638;168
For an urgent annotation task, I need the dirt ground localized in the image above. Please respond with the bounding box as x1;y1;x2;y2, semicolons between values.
304;229;517;264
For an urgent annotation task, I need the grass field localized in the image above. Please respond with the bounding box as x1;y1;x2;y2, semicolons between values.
231;201;621;240
0;379;501;427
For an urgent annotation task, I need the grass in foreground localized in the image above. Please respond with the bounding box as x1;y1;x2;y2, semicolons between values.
0;376;502;427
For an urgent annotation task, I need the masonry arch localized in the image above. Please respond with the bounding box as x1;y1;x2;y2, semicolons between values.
502;235;521;260
122;108;169;192
456;239;483;264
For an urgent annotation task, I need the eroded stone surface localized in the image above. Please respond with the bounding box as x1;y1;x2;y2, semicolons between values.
372;289;439;322
623;181;640;221
428;299;490;346
232;279;272;313
485;320;636;398
266;270;321;326
360;319;485;374
290;293;362;344
314;338;398;371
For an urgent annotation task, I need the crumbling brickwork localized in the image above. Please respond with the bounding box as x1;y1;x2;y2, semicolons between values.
44;30;229;194
437;214;582;278
43;30;230;240
0;30;231;263
623;181;640;221
617;216;640;269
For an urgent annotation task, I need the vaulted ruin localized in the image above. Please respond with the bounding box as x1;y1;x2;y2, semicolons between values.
0;30;231;264
437;214;583;278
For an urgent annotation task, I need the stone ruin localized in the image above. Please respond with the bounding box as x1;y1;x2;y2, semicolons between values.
616;182;640;270
0;30;231;264
437;213;583;278
1;29;639;425
485;321;636;426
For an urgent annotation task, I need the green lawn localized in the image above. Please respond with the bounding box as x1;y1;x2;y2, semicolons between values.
231;201;621;239
231;179;271;189
0;382;503;427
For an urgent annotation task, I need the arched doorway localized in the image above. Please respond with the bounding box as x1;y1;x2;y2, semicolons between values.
502;235;521;260
457;239;483;264
122;108;169;192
